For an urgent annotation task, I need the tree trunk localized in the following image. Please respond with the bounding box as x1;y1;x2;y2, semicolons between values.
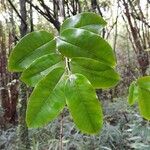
0;21;11;124
18;0;30;149
9;4;19;125
122;0;149;75
29;0;34;32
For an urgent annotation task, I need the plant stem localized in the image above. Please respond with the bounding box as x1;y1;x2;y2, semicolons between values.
65;57;71;76
59;58;70;150
60;112;64;150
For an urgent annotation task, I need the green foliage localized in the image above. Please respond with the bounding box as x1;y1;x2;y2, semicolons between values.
8;12;120;134
8;31;56;72
138;76;150;91
60;12;107;34
26;67;66;128
128;81;138;105
1;99;150;150
70;57;120;88
128;76;150;120
57;28;116;67
65;74;103;134
20;54;64;87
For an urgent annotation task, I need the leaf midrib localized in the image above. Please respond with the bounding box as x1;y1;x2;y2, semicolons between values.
67;80;98;132
59;37;107;63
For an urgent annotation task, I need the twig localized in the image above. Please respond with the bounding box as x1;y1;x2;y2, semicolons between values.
59;112;64;150
25;0;60;31
7;0;27;27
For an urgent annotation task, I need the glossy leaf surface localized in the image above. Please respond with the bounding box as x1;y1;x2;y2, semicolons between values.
128;81;138;106
21;54;64;87
60;12;107;34
7;12;121;134
57;28;116;67
65;74;103;134
26;67;65;127
8;31;56;72
70;57;120;88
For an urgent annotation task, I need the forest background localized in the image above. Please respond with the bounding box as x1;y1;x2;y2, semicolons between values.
0;0;150;149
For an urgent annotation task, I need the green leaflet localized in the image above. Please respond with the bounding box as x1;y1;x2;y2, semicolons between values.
70;57;120;89
8;31;56;72
26;67;66;128
137;76;150;120
138;87;150;120
128;81;138;106
137;76;150;91
57;28;116;67
128;76;150;120
65;74;103;134
60;12;107;34
21;53;64;87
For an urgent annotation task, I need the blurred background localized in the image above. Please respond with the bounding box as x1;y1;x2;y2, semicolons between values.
0;0;150;149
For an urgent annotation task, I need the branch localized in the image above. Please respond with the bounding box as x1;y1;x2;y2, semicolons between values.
26;0;60;31
38;0;54;18
128;0;150;28
7;0;27;27
25;0;50;20
122;15;137;53
106;12;121;39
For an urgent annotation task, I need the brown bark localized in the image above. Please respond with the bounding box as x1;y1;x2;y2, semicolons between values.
18;0;30;149
0;21;11;123
1;89;11;123
8;3;19;124
91;0;97;12
122;0;149;75
19;0;28;36
29;0;34;32
9;80;19;124
7;0;27;28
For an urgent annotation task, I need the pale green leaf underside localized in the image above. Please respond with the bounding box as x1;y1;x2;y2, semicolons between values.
138;87;150;120
8;31;56;72
65;74;103;134
137;76;150;91
128;81;138;106
71;57;120;89
57;28;116;67
21;53;64;87
137;76;150;120
60;12;107;34
26;67;66;128
128;76;150;120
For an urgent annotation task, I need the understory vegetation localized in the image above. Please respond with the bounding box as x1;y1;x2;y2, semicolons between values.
1;98;150;150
